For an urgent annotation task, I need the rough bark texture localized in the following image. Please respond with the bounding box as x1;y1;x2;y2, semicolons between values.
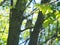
29;11;44;45
7;0;26;45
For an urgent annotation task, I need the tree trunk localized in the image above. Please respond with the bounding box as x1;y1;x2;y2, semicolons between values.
29;11;44;45
7;0;26;45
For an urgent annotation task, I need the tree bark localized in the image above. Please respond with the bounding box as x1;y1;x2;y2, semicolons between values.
29;11;44;45
7;0;26;45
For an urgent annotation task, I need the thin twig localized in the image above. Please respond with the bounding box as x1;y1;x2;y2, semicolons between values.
19;38;30;45
24;8;39;19
26;0;32;8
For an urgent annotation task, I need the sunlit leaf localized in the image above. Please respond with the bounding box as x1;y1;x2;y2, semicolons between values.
58;33;60;37
2;33;8;42
0;0;3;3
55;38;58;41
23;30;30;39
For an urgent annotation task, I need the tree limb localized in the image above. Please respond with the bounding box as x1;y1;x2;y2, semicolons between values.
21;26;34;32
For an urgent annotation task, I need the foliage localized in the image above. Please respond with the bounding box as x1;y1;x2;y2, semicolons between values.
0;0;60;45
0;0;10;45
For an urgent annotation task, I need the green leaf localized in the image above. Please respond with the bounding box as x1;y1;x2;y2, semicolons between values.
23;30;30;39
0;0;3;3
43;18;50;28
43;18;53;28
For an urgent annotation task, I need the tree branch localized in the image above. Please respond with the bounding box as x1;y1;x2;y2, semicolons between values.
19;38;29;45
21;26;34;32
26;0;32;8
24;8;39;19
45;33;57;43
46;1;58;5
